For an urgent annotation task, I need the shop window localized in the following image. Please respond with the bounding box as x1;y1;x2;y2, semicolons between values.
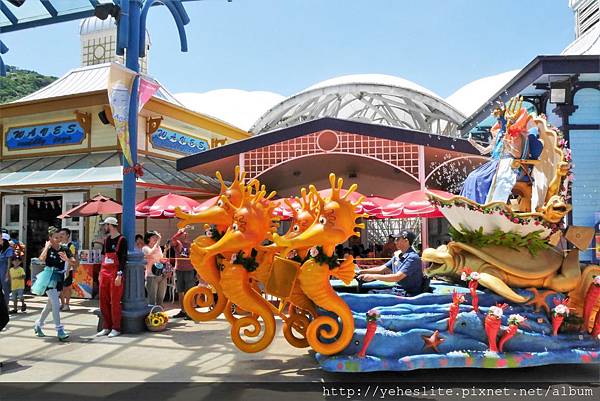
7;204;20;225
63;201;81;226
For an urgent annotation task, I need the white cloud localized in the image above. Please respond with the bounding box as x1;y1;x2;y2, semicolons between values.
446;70;520;117
175;89;285;132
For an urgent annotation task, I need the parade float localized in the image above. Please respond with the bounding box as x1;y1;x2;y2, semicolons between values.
176;97;599;369
315;98;600;372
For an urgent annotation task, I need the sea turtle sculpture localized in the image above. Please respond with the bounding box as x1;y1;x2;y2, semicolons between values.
422;242;582;303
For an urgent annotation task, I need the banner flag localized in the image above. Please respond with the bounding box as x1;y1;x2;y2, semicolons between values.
108;62;136;167
138;77;160;113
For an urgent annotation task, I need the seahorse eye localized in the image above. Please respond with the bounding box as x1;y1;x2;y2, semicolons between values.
232;223;239;231
293;224;300;232
318;216;327;225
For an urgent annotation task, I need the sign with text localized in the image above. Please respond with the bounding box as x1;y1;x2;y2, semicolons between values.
151;127;209;155
5;121;85;150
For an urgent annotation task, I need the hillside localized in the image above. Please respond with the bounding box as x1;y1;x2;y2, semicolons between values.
0;65;57;104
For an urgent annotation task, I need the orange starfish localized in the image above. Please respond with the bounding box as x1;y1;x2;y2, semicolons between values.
422;330;445;353
525;288;558;314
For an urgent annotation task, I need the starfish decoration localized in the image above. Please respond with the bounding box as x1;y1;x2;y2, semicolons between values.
525;288;558;314
422;330;445;353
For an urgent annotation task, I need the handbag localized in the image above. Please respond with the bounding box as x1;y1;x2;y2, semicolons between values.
151;262;165;277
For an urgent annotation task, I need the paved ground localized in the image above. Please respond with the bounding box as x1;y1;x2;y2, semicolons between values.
0;295;598;385
0;295;324;382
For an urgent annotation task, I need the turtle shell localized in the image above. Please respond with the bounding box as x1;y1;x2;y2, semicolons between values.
450;242;564;279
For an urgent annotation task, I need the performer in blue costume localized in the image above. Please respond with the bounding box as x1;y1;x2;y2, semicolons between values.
461;105;510;204
461;101;529;204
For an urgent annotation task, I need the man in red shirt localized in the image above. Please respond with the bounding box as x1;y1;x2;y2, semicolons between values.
170;228;196;319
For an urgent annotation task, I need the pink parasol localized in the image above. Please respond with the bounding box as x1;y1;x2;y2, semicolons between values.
382;189;453;219
361;196;391;219
59;195;122;218
272;198;301;220
135;193;201;219
193;196;220;212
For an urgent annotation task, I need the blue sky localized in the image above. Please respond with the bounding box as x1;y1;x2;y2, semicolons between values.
3;0;575;97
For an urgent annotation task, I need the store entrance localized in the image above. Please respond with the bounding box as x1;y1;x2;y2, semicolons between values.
26;196;62;274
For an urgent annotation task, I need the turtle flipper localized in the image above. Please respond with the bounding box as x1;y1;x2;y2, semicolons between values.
478;272;529;303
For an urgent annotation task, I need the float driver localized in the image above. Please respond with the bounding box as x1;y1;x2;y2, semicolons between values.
357;230;424;296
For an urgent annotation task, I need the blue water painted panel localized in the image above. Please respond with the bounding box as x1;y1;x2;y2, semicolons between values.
316;286;599;372
151;127;209;155
570;129;600;262
5;121;85;150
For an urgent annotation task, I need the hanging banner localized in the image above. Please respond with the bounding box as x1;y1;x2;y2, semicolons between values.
138;77;160;113
107;62;136;166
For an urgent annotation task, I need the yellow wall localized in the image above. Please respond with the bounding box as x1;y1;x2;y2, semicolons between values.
2;94;245;161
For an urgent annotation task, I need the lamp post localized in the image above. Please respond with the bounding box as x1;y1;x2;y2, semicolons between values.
117;0;190;333
119;0;146;333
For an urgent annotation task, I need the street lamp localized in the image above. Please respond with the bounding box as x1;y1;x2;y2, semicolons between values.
6;0;26;7
115;0;190;333
94;4;121;21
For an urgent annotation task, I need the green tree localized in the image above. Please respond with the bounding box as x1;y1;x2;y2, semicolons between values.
0;65;57;104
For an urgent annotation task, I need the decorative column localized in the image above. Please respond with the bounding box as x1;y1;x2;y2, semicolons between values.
120;0;149;333
552;102;577;228
418;145;428;250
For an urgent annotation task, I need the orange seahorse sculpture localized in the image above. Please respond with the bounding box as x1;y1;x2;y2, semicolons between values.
276;188;320;348
196;186;279;353
175;166;257;322
272;173;366;355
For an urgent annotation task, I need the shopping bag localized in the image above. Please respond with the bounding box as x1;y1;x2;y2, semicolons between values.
31;267;56;296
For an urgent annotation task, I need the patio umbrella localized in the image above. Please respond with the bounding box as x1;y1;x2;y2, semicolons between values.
58;195;122;218
193;196;219;212
135;193;201;219
315;189;389;219
272;198;302;220
361;196;391;219
382;189;453;219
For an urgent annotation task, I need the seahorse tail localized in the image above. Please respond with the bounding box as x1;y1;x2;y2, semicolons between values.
220;263;276;353
282;308;311;348
183;283;228;322
299;260;354;355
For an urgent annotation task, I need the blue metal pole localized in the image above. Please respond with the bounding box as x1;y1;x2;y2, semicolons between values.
119;0;149;333
123;0;140;250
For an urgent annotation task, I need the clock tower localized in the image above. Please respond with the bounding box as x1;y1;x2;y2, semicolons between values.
79;16;150;73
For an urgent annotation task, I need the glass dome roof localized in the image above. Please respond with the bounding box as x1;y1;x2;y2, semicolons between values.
250;74;466;137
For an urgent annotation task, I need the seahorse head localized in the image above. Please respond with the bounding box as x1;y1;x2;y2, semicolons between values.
272;173;366;255
182;165;258;227
205;185;278;255
284;187;319;240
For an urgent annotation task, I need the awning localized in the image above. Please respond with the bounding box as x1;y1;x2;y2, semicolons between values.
0;1;118;33
0;152;219;194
